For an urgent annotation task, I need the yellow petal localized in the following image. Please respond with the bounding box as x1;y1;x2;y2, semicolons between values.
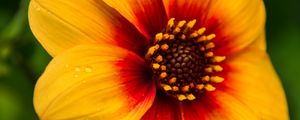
29;0;147;56
223;48;289;119
163;0;266;55
103;0;167;38
34;44;156;119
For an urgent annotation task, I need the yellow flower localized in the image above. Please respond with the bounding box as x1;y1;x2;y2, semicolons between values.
29;0;289;119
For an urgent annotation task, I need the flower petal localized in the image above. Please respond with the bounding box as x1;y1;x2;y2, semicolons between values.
219;47;289;119
178;48;288;120
141;92;182;120
29;0;147;56
103;0;168;38
34;44;156;119
163;0;266;55
151;48;288;120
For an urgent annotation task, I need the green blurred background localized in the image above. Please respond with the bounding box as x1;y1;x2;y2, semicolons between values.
0;0;299;119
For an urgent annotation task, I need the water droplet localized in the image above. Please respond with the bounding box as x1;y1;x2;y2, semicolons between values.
82;80;86;83
84;66;92;73
74;74;79;78
75;67;81;72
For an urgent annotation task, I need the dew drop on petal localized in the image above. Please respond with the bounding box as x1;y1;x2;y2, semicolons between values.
75;66;81;72
74;74;79;78
84;66;92;73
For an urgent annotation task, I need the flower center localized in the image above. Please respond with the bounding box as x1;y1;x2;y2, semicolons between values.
145;18;226;101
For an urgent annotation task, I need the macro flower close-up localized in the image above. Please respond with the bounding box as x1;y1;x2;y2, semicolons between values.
28;0;289;119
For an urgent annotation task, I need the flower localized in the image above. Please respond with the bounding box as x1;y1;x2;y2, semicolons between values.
29;0;289;119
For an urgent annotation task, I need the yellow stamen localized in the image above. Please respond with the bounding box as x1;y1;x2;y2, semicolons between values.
212;56;226;63
183;19;196;33
199;46;205;51
160;72;167;79
167;18;175;31
172;86;179;91
155;55;163;62
196;84;205;90
210;76;224;83
187;94;196;100
177;94;187;101
163;33;170;40
155;33;163;43
169;77;177;84
206;42;215;49
173;27;181;34
160;65;167;71
145;44;159;59
205;84;216;91
197;27;206;35
152;63;160;69
181;85;190;92
177;20;186;28
162;85;172;91
206;34;216;40
187;19;197;28
205;52;214;57
190;83;195;88
204;67;213;73
213;65;223;72
180;34;186;40
201;75;210;82
189;32;198;38
161;44;169;51
196;36;207;43
169;35;175;40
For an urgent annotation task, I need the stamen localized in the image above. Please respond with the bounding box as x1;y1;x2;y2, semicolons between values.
187;94;196;100
163;33;170;40
205;52;214;57
169;35;175;40
183;19;196;33
204;84;216;91
152;63;160;69
177;94;187;101
173;27;181;34
169;77;177;84
172;86;179;91
212;65;223;72
145;44;159;59
197;27;206;35
196;84;205;90
196;36;207;43
161;44;169;51
206;34;216;40
161;65;167;71
145;18;225;101
189;32;199;38
212;56;226;63
177;20;187;28
160;72;167;79
155;33;163;43
204;67;213;73
201;75;210;82
162;84;172;91
167;18;175;31
155;55;163;62
210;76;224;83
181;85;190;93
206;42;215;49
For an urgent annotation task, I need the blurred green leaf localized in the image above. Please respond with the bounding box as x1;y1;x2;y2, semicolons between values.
0;0;29;41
